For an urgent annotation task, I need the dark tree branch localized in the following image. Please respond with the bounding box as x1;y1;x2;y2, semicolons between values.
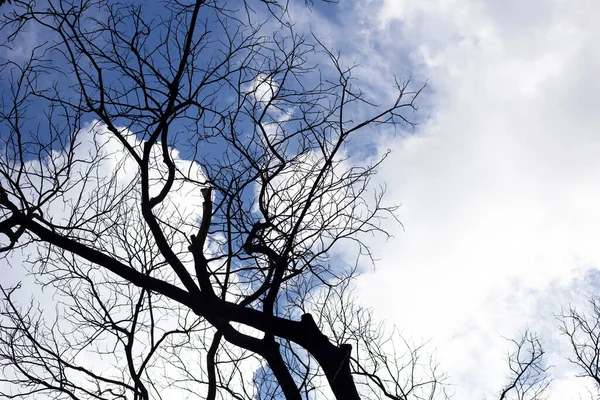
0;1;431;399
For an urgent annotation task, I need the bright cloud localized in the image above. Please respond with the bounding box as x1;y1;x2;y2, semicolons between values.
3;0;600;398
0;122;262;399
339;0;600;398
250;73;279;105
285;0;600;398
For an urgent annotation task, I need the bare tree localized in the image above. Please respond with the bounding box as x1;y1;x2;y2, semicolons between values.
0;0;444;399
317;278;449;400
558;299;600;396
496;331;551;400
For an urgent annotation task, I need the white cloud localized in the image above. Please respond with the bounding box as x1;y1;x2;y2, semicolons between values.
249;73;279;105
0;122;263;399
328;0;600;398
284;0;600;398
3;0;600;397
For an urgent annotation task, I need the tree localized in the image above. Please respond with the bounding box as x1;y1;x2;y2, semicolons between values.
0;1;448;399
558;299;600;397
496;331;551;400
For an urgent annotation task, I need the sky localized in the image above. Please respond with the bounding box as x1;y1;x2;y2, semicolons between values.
2;0;600;398
285;0;600;398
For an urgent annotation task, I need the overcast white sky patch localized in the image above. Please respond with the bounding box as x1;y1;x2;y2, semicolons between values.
288;0;600;398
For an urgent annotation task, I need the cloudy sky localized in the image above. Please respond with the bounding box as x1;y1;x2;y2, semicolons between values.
285;0;600;398
2;0;600;398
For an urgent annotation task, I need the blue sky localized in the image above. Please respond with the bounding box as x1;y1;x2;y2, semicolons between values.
2;0;600;398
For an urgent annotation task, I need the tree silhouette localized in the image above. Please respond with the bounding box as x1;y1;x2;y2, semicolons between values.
559;299;600;397
497;331;551;400
0;1;561;399
0;1;448;399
